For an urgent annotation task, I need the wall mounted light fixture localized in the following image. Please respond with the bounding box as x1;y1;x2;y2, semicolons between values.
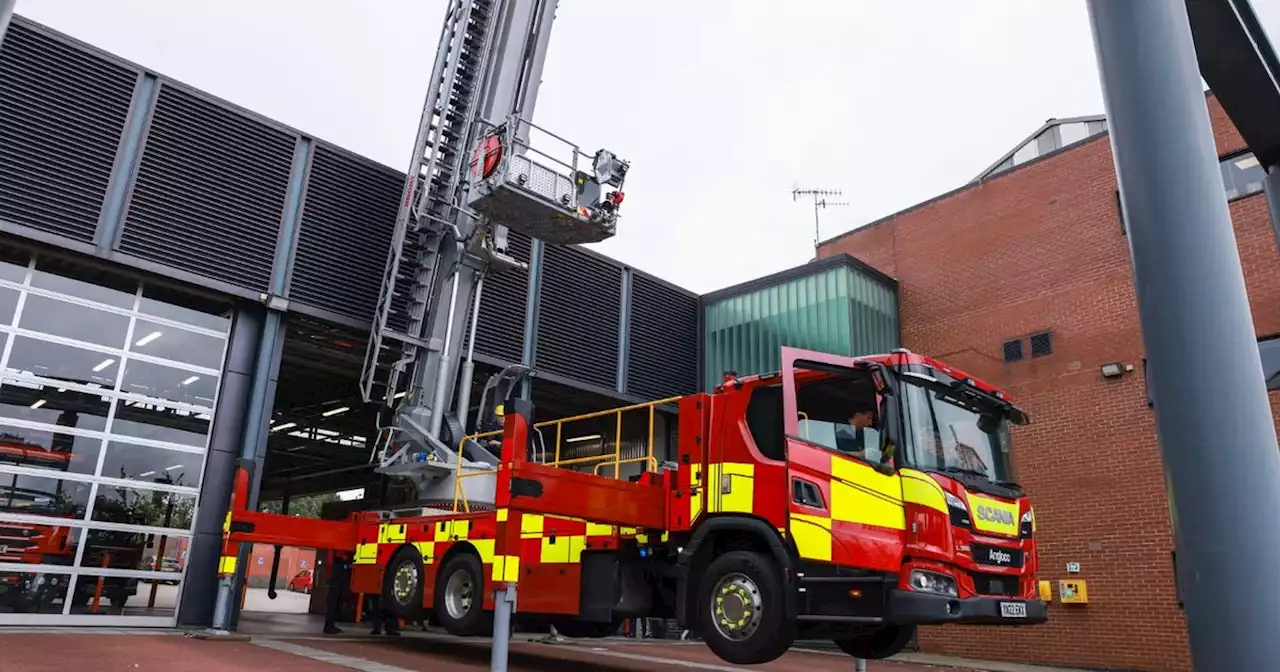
1100;362;1132;379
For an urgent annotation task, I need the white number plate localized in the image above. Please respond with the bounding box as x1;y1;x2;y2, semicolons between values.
1000;601;1027;618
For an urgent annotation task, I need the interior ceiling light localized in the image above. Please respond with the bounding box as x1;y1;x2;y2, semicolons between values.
164;464;183;471
181;376;200;386
92;358;115;373
134;331;162;347
271;422;297;432
566;434;602;443
29;399;45;409
138;471;156;478
322;406;350;417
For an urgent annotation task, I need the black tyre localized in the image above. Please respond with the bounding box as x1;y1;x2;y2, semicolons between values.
834;624;916;660
697;550;795;665
433;552;490;636
382;545;426;621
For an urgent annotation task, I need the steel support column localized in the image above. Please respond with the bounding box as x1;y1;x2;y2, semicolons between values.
179;306;263;626
519;238;545;400
208;134;306;631
1088;2;1280;670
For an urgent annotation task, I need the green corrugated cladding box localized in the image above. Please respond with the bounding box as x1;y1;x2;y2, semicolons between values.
700;254;900;391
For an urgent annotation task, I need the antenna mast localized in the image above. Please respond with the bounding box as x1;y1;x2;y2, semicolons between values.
792;186;848;251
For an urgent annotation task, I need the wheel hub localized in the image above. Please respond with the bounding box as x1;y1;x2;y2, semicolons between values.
393;562;419;605
444;568;474;620
710;572;763;641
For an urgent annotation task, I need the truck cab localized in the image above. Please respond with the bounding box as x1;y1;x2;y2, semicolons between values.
678;346;1044;662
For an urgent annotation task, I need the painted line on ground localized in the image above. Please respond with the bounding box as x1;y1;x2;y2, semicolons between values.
251;638;416;672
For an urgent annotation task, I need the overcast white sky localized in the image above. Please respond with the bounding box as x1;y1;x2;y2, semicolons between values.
13;1;1280;294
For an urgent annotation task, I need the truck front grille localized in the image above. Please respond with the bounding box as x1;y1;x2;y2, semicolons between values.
970;572;1019;597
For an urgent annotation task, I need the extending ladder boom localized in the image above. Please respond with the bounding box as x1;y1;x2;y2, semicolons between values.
359;0;634;507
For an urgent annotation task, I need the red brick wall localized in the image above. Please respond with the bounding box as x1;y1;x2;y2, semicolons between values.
817;94;1277;671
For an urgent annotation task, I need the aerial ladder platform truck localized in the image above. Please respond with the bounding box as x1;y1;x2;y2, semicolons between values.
213;0;1047;665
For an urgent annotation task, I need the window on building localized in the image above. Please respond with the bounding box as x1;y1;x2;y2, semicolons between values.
1221;152;1265;201
1259;337;1280;390
1002;339;1024;363
1030;332;1053;358
0;249;230;622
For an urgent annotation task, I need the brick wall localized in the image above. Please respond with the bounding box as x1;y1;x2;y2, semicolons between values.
817;94;1277;672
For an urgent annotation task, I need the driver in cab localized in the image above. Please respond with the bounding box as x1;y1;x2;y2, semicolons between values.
835;402;878;461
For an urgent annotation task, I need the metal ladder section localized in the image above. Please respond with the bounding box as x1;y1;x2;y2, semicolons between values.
360;0;498;406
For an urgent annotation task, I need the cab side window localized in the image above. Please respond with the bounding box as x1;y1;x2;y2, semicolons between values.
794;369;888;465
745;384;785;461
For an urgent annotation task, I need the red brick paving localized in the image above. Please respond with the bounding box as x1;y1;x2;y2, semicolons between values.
288;636;975;671
0;634;347;671
0;632;979;671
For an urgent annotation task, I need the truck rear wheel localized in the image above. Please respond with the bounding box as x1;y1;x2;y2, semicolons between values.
383;546;425;620
834;624;916;659
433;552;490;636
697;550;794;665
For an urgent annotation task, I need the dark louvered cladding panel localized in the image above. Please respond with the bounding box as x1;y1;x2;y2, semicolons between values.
469;230;530;363
0;22;136;242
536;245;620;389
290;145;401;320
119;85;294;291
628;275;699;399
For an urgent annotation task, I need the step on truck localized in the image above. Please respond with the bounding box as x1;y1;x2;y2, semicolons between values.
220;345;1046;664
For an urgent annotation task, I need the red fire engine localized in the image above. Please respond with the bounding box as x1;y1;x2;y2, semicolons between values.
0;435;140;613
221;346;1044;664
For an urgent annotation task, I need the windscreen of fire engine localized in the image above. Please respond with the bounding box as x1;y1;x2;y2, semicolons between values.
899;377;1014;483
794;367;888;464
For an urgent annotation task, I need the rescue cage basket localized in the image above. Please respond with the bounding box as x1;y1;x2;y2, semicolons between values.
465;114;628;246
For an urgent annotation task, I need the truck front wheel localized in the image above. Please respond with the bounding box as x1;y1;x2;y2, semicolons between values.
834;624;916;659
697;550;795;665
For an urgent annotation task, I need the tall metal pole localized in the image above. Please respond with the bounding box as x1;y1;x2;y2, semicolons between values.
0;0;17;50
1087;3;1280;670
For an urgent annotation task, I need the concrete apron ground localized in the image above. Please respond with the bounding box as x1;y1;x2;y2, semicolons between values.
0;626;1095;672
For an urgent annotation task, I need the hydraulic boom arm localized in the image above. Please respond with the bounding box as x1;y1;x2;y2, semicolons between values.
359;0;631;507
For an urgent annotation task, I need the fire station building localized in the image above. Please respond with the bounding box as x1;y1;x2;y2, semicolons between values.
2;9;1279;672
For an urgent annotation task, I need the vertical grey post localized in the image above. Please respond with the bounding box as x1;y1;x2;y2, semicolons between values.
1087;3;1280;670
0;0;15;51
490;584;517;672
519;239;544;400
615;267;632;394
208;133;307;633
179;306;262;626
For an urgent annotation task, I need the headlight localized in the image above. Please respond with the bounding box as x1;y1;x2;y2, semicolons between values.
1020;508;1034;538
909;569;958;597
945;491;971;528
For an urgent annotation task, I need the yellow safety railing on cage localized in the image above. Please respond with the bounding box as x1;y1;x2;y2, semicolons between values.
451;396;683;511
453;430;502;513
